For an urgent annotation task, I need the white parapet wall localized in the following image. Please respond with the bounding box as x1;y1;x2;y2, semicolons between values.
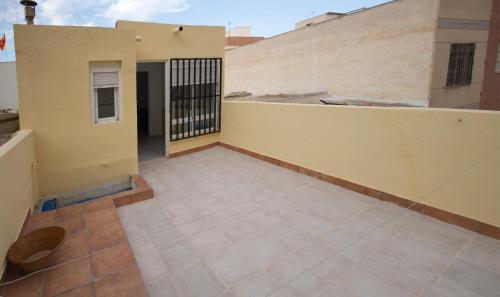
225;0;440;106
0;62;19;109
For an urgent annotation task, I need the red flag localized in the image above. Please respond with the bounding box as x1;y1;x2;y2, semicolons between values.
0;34;5;51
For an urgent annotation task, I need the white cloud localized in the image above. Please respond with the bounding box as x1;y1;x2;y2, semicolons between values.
77;21;97;27
38;0;75;25
0;0;189;27
104;0;190;21
0;2;24;24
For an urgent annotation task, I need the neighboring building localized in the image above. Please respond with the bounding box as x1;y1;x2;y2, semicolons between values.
3;4;500;293
225;26;264;50
226;26;252;37
0;62;18;109
225;36;265;50
480;0;500;110
295;12;345;29
14;21;224;196
225;0;494;109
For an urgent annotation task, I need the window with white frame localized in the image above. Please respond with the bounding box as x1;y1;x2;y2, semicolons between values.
496;43;500;73
91;63;121;124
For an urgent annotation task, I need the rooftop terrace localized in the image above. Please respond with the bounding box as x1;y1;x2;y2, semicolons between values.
120;147;499;297
1;99;499;297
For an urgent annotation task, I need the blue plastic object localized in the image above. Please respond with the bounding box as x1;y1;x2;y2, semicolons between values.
41;199;58;212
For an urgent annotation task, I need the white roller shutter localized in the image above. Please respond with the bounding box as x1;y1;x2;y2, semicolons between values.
93;71;119;88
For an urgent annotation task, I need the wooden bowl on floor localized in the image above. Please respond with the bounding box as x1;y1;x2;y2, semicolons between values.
7;226;66;273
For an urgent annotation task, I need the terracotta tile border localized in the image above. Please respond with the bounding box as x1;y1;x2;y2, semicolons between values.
168;142;220;158
112;174;154;208
166;141;500;240
1;174;154;287
1;174;153;296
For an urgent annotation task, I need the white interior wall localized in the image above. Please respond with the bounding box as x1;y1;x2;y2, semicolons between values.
0;62;18;109
137;62;164;136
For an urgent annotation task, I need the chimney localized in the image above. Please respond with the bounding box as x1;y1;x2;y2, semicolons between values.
20;0;37;25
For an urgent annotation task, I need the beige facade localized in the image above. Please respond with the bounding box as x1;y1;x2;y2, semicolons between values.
226;26;252;37
4;21;223;275
116;21;225;62
295;12;344;30
429;0;493;108
15;25;138;196
226;0;439;106
116;21;225;155
225;0;493;109
14;22;224;196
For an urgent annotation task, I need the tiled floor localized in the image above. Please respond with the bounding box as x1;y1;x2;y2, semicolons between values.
119;147;500;297
1;198;148;297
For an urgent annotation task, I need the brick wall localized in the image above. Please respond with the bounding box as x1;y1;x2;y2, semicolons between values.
480;0;500;110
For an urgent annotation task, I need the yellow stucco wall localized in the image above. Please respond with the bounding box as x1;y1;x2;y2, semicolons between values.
225;0;439;105
116;21;225;61
0;130;36;273
429;0;493;108
116;21;225;154
14;25;138;195
220;101;500;227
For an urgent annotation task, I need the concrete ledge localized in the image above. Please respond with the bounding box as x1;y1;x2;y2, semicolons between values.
113;174;154;208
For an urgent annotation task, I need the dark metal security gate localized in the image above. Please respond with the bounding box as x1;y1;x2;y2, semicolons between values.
170;58;222;141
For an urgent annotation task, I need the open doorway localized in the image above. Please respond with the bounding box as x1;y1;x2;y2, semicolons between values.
136;62;166;162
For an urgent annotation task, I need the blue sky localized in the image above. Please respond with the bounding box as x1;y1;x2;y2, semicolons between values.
0;0;390;61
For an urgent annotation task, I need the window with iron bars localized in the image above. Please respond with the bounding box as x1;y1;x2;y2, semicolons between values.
170;58;222;141
446;43;475;87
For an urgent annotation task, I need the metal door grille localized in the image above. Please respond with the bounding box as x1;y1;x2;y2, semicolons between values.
446;43;475;87
170;58;222;141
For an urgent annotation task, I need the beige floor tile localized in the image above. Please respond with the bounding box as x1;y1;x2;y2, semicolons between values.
173;263;225;297
286;271;328;297
235;236;286;269
231;272;278;297
424;259;500;297
158;239;203;274
458;239;500;275
314;253;356;281
209;246;258;285
147;274;180;297
360;234;451;296
293;241;333;270
330;265;405;297
129;231;168;282
188;228;233;258
266;254;306;286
